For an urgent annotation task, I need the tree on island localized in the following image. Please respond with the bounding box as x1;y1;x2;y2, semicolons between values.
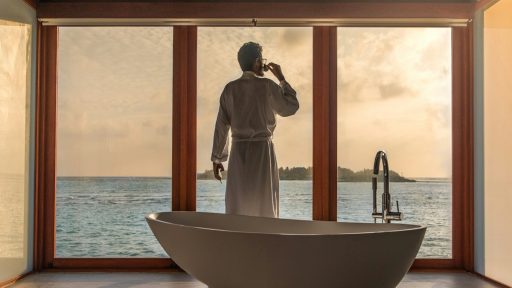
278;166;312;180
197;166;414;182
337;167;415;182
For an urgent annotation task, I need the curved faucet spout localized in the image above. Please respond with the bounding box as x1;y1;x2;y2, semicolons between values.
373;150;390;195
372;150;401;223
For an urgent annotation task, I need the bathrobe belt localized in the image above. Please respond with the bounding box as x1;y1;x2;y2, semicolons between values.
232;136;272;143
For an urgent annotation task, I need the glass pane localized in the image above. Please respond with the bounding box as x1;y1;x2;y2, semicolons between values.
56;27;172;257
337;27;452;258
0;19;31;279
197;27;313;219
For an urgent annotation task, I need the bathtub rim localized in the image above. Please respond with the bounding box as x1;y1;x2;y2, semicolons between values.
146;211;427;236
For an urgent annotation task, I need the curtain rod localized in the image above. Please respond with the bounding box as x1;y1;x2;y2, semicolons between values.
40;18;470;27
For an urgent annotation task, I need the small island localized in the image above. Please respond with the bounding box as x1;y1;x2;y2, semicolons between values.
197;166;415;182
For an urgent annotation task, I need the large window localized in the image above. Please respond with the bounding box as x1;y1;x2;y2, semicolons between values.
196;27;313;219
337;28;452;258
0;19;31;280
56;27;173;257
39;22;471;268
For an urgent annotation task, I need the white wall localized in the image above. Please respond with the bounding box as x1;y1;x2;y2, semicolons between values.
0;0;36;282
481;0;512;285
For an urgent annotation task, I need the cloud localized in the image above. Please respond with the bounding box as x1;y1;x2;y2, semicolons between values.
57;27;173;177
378;82;413;99
337;28;452;178
56;26;451;178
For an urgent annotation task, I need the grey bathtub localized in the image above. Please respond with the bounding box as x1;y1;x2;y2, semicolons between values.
146;211;425;288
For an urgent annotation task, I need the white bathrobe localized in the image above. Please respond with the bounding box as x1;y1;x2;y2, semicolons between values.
211;71;299;218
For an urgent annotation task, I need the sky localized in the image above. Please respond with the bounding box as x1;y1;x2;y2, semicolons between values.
337;28;452;178
56;26;451;178
57;27;173;177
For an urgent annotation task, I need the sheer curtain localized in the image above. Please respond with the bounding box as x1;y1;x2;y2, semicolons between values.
0;0;36;281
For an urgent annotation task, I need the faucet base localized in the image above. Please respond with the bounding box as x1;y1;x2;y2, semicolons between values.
372;212;403;223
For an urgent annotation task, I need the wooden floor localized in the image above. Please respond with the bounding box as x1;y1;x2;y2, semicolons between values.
9;271;503;288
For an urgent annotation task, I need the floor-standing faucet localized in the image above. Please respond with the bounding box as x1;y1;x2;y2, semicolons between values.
372;151;402;223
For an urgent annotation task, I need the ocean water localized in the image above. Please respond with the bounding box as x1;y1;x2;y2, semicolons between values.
56;178;451;258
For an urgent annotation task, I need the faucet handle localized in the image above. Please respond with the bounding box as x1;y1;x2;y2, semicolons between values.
385;200;402;221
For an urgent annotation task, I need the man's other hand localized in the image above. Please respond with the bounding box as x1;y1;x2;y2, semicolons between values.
213;162;225;181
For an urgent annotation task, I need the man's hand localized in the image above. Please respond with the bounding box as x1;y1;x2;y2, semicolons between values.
267;62;285;82
213;162;225;182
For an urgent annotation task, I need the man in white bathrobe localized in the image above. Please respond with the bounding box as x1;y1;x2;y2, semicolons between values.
210;42;299;218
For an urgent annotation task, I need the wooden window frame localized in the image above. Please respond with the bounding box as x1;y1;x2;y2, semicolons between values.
34;19;473;272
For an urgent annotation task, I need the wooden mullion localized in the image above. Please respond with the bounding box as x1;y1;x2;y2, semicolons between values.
34;23;58;271
34;21;44;273
172;26;197;211
187;27;198;211
313;26;337;221
451;25;474;271
464;21;475;272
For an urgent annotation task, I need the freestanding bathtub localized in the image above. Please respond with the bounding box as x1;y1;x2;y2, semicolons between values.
146;211;425;288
